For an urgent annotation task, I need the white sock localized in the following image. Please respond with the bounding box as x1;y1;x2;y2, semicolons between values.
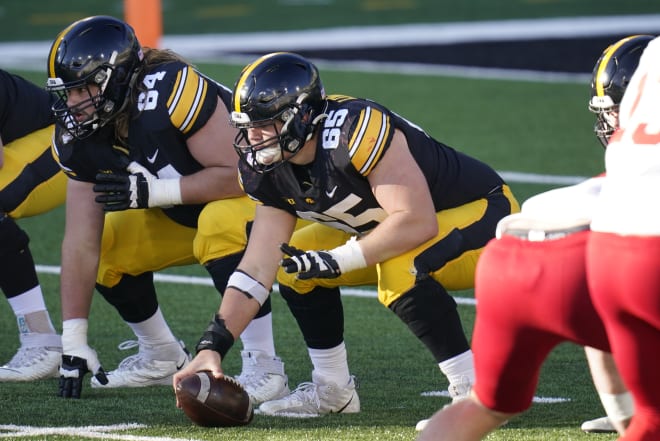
8;286;56;335
239;313;276;357
8;285;47;315
126;307;177;346
439;349;475;386
308;342;350;385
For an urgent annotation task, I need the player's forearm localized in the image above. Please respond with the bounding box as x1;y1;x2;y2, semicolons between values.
179;166;243;203
60;238;100;321
361;211;438;265
217;289;261;340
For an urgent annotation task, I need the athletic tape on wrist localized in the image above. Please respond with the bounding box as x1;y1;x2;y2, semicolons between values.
151;178;182;207
330;236;367;273
599;391;634;422
227;270;270;306
195;314;235;358
62;318;89;353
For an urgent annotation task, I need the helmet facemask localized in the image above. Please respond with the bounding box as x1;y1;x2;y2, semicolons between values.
48;64;124;139
232;93;325;173
588;95;619;148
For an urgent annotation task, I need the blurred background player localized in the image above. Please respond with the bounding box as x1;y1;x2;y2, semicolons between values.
47;16;288;401
415;34;652;441
174;52;518;418
581;34;654;434
0;69;66;381
587;35;660;441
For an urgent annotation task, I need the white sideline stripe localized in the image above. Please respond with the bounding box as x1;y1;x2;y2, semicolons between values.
499;171;586;185
420;391;570;403
33;264;476;306
0;423;202;441
1;14;659;82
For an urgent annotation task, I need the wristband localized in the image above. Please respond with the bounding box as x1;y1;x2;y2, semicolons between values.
599;391;634;422
195;314;235;358
151;178;182;207
330;237;367;273
227;270;270;306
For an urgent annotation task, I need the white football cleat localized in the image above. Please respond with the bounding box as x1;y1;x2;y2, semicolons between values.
91;339;190;388
258;370;360;418
448;376;472;401
581;416;616;433
0;343;61;381
234;350;290;405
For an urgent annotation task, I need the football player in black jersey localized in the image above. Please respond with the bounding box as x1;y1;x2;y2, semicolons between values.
175;52;520;417
0;69;66;381
46;16;290;401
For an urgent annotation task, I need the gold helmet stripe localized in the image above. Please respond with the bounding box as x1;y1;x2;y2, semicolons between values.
232;52;287;113
595;35;641;97
47;21;80;77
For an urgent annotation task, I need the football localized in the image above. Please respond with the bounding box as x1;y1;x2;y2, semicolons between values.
175;371;254;427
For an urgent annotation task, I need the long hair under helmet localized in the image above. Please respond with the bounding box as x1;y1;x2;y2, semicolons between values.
46;15;143;140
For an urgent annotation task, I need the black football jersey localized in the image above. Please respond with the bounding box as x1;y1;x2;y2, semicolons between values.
239;94;505;235
53;61;232;227
0;70;56;143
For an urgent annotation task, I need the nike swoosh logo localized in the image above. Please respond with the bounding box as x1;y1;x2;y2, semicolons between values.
326;185;338;198
147;149;159;163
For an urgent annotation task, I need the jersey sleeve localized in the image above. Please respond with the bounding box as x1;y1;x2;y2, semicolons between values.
344;101;393;176
163;64;218;138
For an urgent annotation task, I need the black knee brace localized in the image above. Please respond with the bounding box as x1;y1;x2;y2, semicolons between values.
0;213;37;297
279;284;344;349
389;278;470;362
205;253;272;319
96;272;158;323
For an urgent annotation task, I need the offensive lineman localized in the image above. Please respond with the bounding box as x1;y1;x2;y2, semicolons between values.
0;69;66;381
174;52;519;417
47;16;289;402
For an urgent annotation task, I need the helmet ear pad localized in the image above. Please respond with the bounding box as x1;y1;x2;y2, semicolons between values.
280;103;315;152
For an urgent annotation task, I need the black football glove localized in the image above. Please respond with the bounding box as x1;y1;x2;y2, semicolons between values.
58;355;108;399
94;162;181;211
280;243;341;279
94;171;150;211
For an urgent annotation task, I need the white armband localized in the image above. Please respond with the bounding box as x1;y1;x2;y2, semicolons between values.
599;391;634;422
227;270;270;306
150;178;182;207
329;237;367;274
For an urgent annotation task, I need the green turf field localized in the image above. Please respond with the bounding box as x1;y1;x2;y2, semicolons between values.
0;1;647;440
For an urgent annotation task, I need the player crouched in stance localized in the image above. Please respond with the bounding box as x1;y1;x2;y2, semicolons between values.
46;16;288;401
174;52;519;419
0;69;67;381
587;35;660;441
580;34;653;435
416;34;654;441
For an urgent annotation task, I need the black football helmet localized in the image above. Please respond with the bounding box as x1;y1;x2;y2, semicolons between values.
589;34;653;148
230;52;327;173
46;15;143;139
